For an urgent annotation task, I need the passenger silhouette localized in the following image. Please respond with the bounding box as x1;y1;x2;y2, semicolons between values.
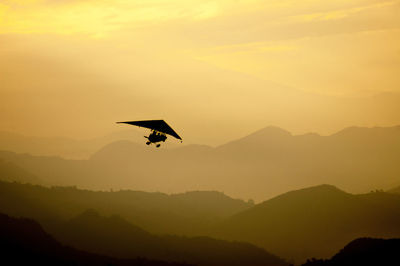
117;120;182;147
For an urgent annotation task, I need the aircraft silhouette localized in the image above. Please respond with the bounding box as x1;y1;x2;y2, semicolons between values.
117;120;182;148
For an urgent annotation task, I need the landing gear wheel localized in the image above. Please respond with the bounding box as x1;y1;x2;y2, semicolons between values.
156;144;161;148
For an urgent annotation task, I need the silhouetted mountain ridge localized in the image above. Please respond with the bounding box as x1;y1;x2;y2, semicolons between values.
69;209;150;238
2;180;400;265
49;209;288;266
0;180;252;235
0;212;191;266
302;237;400;266
212;184;400;263
331;125;400;138
245;184;351;214
2;125;399;201
217;126;292;148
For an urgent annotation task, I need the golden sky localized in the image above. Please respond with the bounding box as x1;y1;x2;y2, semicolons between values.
1;0;400;144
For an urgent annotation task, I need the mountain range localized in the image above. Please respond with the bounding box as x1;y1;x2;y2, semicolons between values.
0;129;162;160
0;190;286;266
211;185;400;263
0;180;252;235
0;125;399;201
302;238;400;266
1;180;400;264
49;209;287;266
0;212;192;266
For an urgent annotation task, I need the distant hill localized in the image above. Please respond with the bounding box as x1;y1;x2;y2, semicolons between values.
211;185;400;264
0;129;167;159
0;212;191;266
0;180;253;235
1;125;400;201
3;181;400;264
0;159;39;183
46;209;287;266
302;238;400;266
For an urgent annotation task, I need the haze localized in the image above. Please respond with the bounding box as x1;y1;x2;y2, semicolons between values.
1;0;400;145
1;2;400;265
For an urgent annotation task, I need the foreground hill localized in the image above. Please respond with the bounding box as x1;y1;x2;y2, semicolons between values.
1;125;400;201
212;185;400;263
2;180;400;264
302;238;400;266
46;210;287;266
0;180;252;235
0;181;286;265
0;212;190;266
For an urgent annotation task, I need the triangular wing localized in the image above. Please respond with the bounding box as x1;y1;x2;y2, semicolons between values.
117;120;182;140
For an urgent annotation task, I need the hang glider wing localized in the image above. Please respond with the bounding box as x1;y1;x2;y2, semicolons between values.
117;120;182;140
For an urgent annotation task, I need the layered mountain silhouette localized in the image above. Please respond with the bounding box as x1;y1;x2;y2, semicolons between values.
1;125;400;201
0;180;252;235
2;181;400;264
0;202;287;266
211;185;400;263
48;209;287;266
0;212;191;266
302;237;400;266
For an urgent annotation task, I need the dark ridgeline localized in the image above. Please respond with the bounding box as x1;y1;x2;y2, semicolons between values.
302;238;400;266
211;185;400;264
0;180;253;235
52;210;287;266
0;213;191;266
0;182;287;266
2;181;400;265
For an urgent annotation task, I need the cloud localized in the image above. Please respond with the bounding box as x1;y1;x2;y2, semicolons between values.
0;0;225;36
1;0;400;141
171;0;400;47
0;0;398;49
